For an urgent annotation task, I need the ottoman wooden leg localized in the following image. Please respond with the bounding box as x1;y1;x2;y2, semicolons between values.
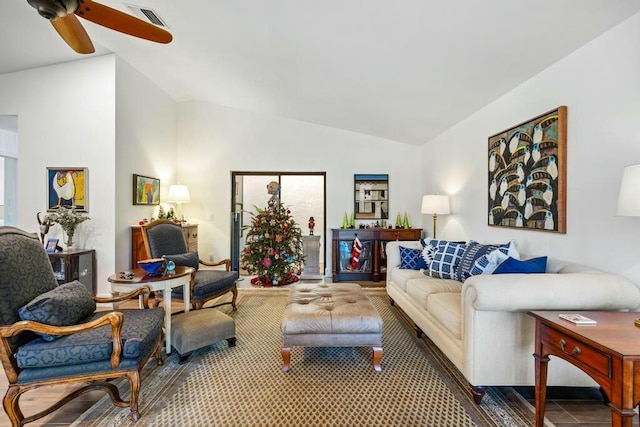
281;347;291;372
372;346;383;372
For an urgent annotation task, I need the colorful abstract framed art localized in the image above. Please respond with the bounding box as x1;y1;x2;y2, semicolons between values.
46;167;88;212
133;174;160;205
487;106;567;233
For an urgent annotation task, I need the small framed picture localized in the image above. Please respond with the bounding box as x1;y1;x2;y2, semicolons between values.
133;174;160;205
46;167;89;212
45;238;59;253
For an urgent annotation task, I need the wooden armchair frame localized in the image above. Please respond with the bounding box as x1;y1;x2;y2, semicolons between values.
0;285;163;426
141;220;238;310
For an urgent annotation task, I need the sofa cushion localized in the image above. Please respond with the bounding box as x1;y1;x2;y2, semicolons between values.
428;241;466;280
163;252;200;271
493;256;547;274
405;276;462;310
389;267;425;292
18;281;96;341
427;293;462;340
400;246;427;270
455;240;515;282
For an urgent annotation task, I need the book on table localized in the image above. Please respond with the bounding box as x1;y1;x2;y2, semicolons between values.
558;313;597;325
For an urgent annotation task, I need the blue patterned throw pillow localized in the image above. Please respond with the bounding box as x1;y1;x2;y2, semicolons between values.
428;241;467;280
455;240;516;282
18;280;96;341
469;248;510;276
400;246;427;270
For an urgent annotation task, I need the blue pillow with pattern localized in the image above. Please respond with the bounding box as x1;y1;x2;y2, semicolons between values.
399;246;427;270
428;241;467;280
454;240;515;282
18;280;96;341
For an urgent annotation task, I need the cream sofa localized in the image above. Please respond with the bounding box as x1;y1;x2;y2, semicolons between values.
385;240;640;403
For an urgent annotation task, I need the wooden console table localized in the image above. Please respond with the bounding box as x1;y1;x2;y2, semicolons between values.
529;310;640;427
331;228;422;282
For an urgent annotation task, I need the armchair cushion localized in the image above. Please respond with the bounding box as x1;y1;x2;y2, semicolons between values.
16;308;165;371
171;270;238;301
18;281;96;341
163;252;200;271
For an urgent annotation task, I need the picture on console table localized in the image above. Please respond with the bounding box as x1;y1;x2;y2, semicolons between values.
487;106;566;233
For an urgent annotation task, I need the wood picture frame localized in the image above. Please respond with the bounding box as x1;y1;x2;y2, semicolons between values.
46;167;88;212
133;174;160;205
45;238;59;253
488;106;567;233
354;174;389;220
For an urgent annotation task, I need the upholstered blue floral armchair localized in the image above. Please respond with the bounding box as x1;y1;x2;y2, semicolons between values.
141;220;238;310
0;227;165;426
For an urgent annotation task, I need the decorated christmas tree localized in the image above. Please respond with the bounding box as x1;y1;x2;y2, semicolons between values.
241;183;304;286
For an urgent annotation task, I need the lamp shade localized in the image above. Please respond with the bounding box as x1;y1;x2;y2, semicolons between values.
421;195;450;215
167;185;191;204
617;164;640;216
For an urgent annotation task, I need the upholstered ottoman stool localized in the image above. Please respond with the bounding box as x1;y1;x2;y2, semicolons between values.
170;309;236;363
281;282;383;372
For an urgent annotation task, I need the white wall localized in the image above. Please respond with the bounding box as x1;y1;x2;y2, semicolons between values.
421;12;640;283
176;100;423;274
114;57;177;273
0;56;117;295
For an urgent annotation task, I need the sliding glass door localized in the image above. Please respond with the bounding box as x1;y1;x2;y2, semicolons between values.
231;172;326;277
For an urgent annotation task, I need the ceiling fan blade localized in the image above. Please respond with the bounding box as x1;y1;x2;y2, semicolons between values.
75;0;172;44
51;14;95;54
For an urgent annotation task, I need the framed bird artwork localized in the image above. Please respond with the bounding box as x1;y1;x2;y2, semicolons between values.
487;106;567;233
46;167;88;212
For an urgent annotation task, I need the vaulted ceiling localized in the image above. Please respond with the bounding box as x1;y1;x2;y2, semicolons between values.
2;0;639;144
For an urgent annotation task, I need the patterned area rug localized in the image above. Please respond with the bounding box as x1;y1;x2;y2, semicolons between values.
72;289;547;426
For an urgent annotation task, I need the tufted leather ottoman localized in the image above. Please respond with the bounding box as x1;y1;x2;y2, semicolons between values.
281;282;383;372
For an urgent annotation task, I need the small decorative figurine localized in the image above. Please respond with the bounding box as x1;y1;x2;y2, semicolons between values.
308;216;315;235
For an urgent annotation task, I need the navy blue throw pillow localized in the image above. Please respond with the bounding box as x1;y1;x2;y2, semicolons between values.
493;256;547;274
163;252;200;271
18;280;96;341
399;246;427;270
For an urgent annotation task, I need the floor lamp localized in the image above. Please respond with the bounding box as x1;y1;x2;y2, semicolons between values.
421;195;450;239
617;164;640;217
167;184;191;222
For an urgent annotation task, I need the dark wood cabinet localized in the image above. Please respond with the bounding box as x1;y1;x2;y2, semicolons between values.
332;228;422;282
131;223;198;268
48;249;96;295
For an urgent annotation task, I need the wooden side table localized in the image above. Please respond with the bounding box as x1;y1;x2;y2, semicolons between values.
529;310;640;427
108;266;193;354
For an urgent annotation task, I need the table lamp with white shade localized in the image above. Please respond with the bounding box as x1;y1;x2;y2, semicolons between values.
421;194;450;238
167;184;191;222
617;164;640;217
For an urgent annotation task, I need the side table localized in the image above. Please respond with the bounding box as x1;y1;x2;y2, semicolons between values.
47;249;96;295
108;266;193;354
529;310;640;427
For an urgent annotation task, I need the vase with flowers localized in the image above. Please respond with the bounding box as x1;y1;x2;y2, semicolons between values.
45;207;90;249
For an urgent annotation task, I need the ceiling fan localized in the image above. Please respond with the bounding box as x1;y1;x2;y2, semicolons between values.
26;0;173;54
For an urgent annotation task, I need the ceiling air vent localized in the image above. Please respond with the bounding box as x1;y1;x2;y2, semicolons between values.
124;3;169;28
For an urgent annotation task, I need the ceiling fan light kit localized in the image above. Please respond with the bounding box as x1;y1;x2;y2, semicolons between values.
26;0;172;54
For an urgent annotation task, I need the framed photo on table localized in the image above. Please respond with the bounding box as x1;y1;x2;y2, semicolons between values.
45;238;59;253
133;174;160;205
46;167;88;212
